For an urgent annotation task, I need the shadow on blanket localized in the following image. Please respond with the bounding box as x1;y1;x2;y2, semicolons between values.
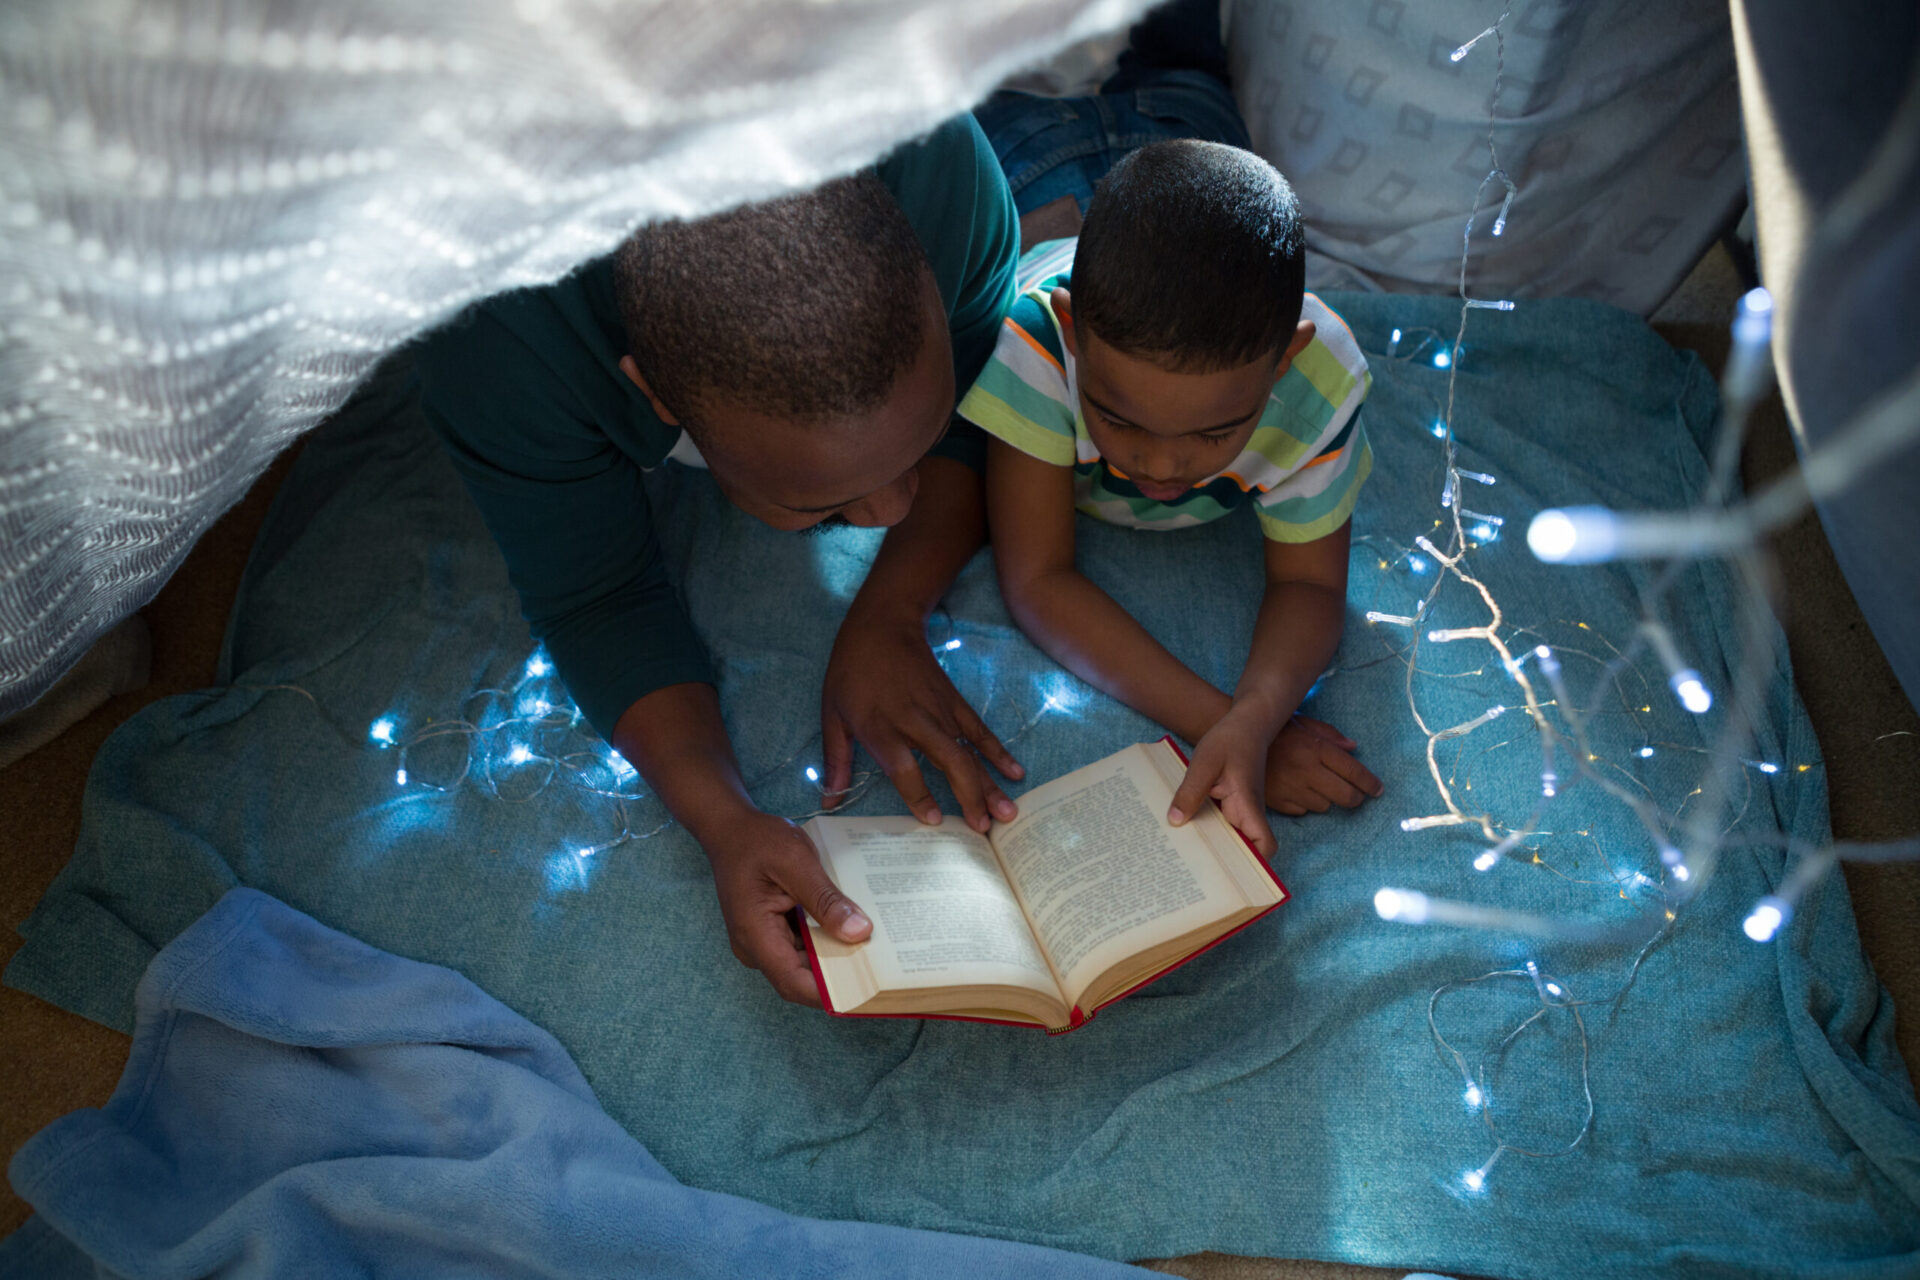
8;294;1918;1277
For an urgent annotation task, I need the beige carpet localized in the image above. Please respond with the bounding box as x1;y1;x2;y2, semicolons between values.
3;257;1914;1275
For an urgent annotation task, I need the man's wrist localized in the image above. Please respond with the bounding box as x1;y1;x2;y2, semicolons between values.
843;576;937;632
611;681;763;854
678;786;769;857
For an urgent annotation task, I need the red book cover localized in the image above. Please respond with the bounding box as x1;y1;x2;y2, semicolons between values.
803;735;1290;1033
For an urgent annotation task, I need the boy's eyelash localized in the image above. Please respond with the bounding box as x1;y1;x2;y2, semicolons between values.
1096;410;1239;444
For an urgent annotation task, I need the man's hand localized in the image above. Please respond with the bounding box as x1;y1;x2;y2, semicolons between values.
1264;714;1385;816
1168;703;1280;857
821;614;1023;833
703;807;872;1007
614;681;873;1007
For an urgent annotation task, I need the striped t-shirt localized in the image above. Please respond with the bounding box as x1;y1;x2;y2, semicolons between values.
956;237;1373;543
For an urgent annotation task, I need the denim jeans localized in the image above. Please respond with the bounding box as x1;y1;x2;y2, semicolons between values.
973;70;1254;219
972;0;1251;219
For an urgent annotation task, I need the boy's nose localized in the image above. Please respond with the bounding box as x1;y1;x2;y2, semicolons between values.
1134;446;1185;485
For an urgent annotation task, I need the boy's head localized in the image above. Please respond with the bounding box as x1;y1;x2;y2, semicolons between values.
1057;140;1314;502
613;172;952;532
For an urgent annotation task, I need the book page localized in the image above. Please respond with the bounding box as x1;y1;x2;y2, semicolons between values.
809;818;1063;998
991;745;1243;1003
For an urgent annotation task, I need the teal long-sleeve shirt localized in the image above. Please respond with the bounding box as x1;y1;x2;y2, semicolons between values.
416;116;1018;741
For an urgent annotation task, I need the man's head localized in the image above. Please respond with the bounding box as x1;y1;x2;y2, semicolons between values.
613;173;952;532
1056;139;1313;502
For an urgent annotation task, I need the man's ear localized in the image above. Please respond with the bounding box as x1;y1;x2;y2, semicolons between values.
619;355;680;426
1274;318;1317;376
1051;286;1078;360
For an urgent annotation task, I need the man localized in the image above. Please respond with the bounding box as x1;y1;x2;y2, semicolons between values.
417;117;1022;1007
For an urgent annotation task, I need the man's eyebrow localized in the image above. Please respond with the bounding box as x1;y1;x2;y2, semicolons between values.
1083;391;1261;436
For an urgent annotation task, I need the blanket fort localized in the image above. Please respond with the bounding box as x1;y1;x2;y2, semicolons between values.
9;290;1917;1277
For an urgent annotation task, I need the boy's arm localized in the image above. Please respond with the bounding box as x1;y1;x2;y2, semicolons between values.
1167;523;1372;844
986;439;1234;746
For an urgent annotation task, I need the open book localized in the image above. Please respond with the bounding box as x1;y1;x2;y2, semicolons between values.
801;737;1287;1032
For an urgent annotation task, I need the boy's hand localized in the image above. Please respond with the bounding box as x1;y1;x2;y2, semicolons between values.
1265;714;1385;815
821;613;1023;833
1169;706;1279;857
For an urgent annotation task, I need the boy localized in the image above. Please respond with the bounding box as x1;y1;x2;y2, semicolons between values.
958;139;1382;857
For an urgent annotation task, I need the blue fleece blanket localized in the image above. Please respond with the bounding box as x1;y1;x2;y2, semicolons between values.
9;294;1918;1277
1;888;1155;1278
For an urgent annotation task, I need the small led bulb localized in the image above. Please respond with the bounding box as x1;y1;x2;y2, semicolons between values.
1744;897;1790;942
1671;672;1712;715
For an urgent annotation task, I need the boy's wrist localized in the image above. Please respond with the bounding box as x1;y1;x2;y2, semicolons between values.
1223;684;1299;738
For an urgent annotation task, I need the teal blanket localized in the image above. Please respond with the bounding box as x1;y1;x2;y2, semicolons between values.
11;294;1917;1276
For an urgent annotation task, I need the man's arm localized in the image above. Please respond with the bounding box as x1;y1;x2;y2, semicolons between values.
820;114;1027;831
614;682;870;1008
420;308;874;1008
820;453;1026;833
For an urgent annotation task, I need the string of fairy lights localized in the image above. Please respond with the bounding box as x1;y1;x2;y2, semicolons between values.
1353;7;1920;1196
360;630;1084;860
339;5;1919;1200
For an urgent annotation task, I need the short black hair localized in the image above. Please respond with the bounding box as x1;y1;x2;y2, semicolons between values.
613;171;930;429
1074;139;1306;372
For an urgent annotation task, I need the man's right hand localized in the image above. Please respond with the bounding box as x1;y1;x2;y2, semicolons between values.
614;681;872;1008
701;806;872;1007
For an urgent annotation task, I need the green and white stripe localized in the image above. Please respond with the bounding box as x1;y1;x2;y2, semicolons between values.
957;237;1373;544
